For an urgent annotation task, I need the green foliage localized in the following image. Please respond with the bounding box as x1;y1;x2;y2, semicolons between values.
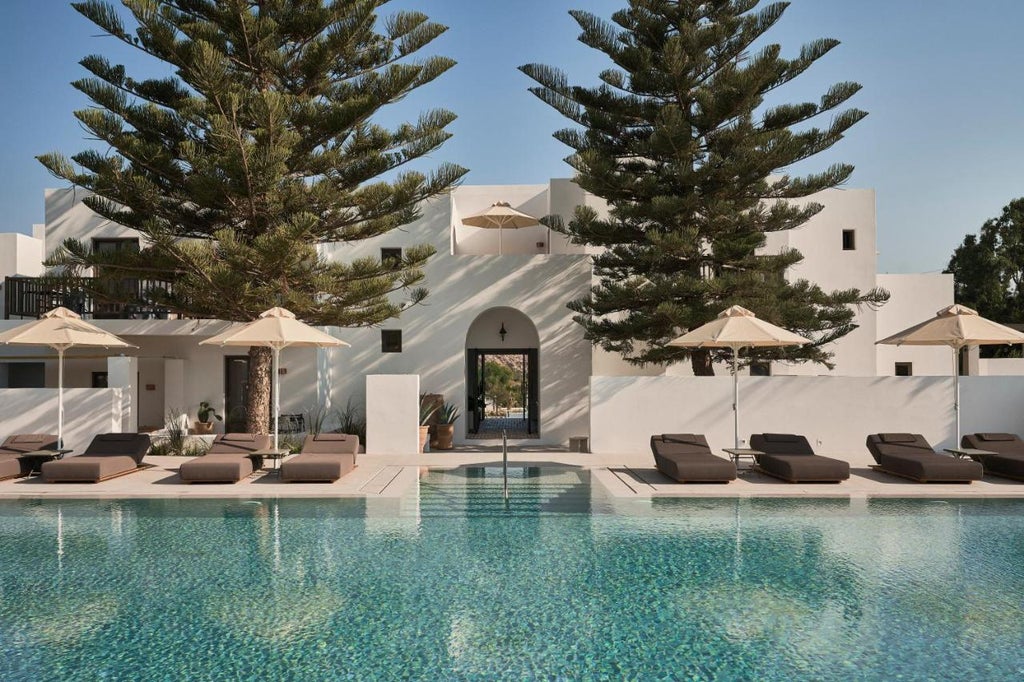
334;397;366;444
436;402;461;425
483;361;521;409
150;409;208;457
38;0;465;425
520;0;887;374
196;401;222;423
419;393;441;425
946;198;1024;357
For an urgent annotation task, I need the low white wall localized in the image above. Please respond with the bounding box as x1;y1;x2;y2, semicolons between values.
365;374;419;455
590;375;1024;460
978;357;1024;376
0;387;125;453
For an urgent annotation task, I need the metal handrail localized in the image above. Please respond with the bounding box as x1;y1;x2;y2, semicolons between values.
502;429;509;502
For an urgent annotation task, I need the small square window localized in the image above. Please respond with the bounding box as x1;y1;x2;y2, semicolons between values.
895;362;912;376
381;248;402;269
92;371;109;388
842;229;856;251
749;361;771;376
381;330;402;353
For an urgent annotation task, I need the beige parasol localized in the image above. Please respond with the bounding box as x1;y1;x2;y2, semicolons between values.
876;304;1024;442
199;307;349;449
0;307;136;448
668;305;810;448
461;201;540;254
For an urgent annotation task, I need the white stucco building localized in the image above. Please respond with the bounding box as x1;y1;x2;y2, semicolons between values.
0;180;956;449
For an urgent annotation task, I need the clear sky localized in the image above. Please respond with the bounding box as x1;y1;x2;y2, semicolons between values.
1;0;1022;274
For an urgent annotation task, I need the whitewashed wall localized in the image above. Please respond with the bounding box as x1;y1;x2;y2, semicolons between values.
590;375;1024;461
0;387;125;453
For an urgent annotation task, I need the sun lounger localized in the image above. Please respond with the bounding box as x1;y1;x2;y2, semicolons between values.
649;434;736;483
0;434;59;480
960;432;1024;481
178;433;273;483
865;433;983;483
748;433;850;483
280;433;359;483
41;433;151;483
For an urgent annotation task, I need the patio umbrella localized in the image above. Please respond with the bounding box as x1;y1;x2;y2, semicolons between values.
668;306;810;448
0;307;135;449
461;201;540;255
876;304;1024;443
199;307;349;450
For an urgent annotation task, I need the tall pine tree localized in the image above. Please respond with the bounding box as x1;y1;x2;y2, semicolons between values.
521;0;887;374
39;0;466;430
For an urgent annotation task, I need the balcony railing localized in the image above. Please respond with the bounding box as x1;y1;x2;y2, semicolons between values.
3;276;179;320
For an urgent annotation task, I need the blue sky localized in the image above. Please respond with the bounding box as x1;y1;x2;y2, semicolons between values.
1;0;1022;274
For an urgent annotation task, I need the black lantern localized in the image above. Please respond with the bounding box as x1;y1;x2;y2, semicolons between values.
499;322;508;342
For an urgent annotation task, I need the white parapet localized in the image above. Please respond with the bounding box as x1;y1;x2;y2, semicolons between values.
366;374;420;455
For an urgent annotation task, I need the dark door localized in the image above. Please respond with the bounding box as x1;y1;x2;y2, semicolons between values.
224;356;249;432
466;350;481;434
527;348;539;434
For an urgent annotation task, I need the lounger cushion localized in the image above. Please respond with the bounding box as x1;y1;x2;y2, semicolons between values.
179;454;256;483
866;434;982;482
961;433;1024;480
650;434;736;483
0;434;59;456
301;433;359;455
83;433;152;464
880;433;917;443
280;433;359;482
41;456;138;483
0;457;26;479
749;433;849;482
207;433;272;455
975;433;1015;441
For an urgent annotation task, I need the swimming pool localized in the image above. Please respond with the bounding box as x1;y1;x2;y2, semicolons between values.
1;468;1022;680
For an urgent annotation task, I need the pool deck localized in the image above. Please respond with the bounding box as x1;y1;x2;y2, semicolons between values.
2;447;1024;500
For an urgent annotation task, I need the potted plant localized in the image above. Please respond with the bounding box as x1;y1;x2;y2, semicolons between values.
194;401;222;434
419;394;440;452
434;402;460;450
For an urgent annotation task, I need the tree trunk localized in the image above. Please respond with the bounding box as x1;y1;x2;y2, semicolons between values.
245;346;272;435
690;349;715;376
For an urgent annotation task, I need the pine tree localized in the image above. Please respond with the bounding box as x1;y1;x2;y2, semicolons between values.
520;0;887;374
39;0;466;430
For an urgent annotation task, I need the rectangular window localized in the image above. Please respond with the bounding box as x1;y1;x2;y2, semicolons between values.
749;361;771;376
91;371;109;388
381;330;402;353
895;362;913;376
842;229;856;251
380;248;402;269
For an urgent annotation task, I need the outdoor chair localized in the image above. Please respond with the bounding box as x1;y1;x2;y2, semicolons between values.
748;433;850;483
280;433;359;483
41;433;151;483
960;432;1024;481
178;433;273;483
865;433;983;483
649;434;736;483
0;434;58;480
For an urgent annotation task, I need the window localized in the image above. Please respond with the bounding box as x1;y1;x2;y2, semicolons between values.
92;238;140;254
381;330;402;353
92;372;109;388
895;362;913;376
380;248;402;269
842;229;856;251
749;361;771;376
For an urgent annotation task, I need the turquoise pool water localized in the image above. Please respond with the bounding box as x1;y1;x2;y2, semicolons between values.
1;467;1023;680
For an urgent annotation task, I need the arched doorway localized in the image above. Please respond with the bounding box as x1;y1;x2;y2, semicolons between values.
465;308;539;438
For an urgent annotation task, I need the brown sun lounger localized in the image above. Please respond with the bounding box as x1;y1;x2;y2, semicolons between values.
960;432;1024;481
178;433;273;483
280;433;359;482
649;434;736;483
0;434;59;480
865;433;983;483
41;433;151;483
748;433;850;483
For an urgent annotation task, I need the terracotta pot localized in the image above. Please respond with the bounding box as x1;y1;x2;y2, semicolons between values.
419;425;430;453
194;421;214;435
435;424;455;450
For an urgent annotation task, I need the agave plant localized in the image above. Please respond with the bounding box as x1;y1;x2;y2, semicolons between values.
436;402;461;425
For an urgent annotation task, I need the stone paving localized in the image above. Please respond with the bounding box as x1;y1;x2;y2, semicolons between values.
2;447;1023;500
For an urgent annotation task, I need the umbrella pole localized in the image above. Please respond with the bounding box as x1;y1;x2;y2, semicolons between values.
953;347;960;446
498;225;503;255
733;348;740;449
58;347;65;450
273;346;280;451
